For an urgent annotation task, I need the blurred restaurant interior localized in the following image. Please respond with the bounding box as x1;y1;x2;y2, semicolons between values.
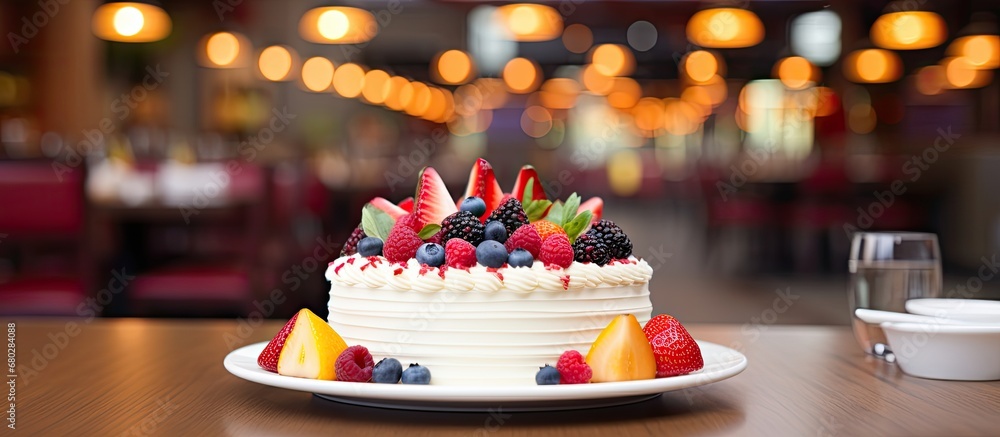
2;0;1000;322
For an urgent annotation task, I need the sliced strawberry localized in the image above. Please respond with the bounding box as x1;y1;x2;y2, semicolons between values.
512;165;548;203
397;196;414;213
458;158;504;221
642;314;704;378
578;197;604;223
369;197;408;221
257;312;299;373
414;167;457;227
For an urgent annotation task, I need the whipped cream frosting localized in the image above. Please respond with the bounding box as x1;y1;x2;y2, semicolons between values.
326;255;653;293
325;255;655;386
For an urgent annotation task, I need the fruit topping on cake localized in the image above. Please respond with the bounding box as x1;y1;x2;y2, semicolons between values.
643;314;704;378
512;165;548;206
444;238;477;268
340;224;367;257
415;166;457;227
459;196;487;218
572;233;611;266
484;220;508;243
261;308;348;380
415;242;446;267
476;240;508;268
578;197;604;223
335;345;376;382
487;197;530;235
369;196;408;221
556;350;593;384
460;158;504;221
531;220;566;242
588;219;633;259
401;364;432;384
586;314;656;383
397;196;415;213
539;234;574;268
372;358;404;384
504;224;542;257
357;237;384;257
535;364;561;385
440;210;485;246
384;220;424;263
507;248;534;268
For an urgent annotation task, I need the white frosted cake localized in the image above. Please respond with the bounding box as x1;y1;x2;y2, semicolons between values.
326;256;652;385
325;158;652;385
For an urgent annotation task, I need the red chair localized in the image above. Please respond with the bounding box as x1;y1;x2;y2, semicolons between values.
0;161;86;316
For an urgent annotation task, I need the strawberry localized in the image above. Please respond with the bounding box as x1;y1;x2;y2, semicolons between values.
512;165;548;204
458;158;504;221
414;167;457;227
445;238;477;268
505;224;542;257
532;220;566;242
578;197;604;223
396;213;423;232
257;312;299;373
397;196;414;213
642;314;704;378
539;234;574;268
384;222;423;263
369;197;408;220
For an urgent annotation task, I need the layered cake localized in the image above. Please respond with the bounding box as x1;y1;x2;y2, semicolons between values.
324;159;654;385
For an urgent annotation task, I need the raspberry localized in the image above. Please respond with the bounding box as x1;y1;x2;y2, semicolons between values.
340;223;366;257
335;345;375;382
440;211;485;246
532;220;566;241
396;213;423;232
572;233;610;266
384;223;423;263
505;224;542;258
425;231;443;245
589;219;633;259
539;234;574;268
445;238;477;268
556;350;592;384
487;197;529;235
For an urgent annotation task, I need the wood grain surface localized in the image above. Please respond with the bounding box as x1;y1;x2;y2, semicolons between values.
7;319;1000;436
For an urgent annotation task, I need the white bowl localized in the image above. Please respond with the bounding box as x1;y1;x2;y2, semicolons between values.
880;322;1000;381
905;298;1000;323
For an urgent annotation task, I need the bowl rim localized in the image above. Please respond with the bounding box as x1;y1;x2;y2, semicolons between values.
881;321;1000;334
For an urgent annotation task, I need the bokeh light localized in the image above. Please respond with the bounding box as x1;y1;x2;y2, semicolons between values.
496;4;563;42
539;78;580;110
521;106;553;138
607;149;643;196
301;57;335;92
686;8;764;48
844;49;902;83
775;56;818;90
300;7;377;44
205;32;242;67
332;63;365;98
632;97;665;133
502;57;541;93
562;24;593;54
915;65;947;95
582;64;615;95
943;57;994;89
435;50;475;85
627;21;658;52
607;77;641;109
92;2;171;42
258;45;295;81
951;35;1000;70
684;50;720;84
848;104;877;134
361;69;391;104
871;11;946;50
591;44;635;77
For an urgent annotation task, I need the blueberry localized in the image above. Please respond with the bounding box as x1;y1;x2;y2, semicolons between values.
460;196;487;217
484;220;508;243
476;240;508;268
358;237;383;257
372;358;403;384
535;365;560;385
415;243;445;267
508;248;534;268
401;363;431;384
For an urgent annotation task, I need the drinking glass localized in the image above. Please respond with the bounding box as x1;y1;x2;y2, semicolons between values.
848;232;942;355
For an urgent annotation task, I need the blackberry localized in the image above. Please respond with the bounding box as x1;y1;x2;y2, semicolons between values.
487;197;529;236
588;219;633;259
572;233;611;266
440;211;485;246
340;223;366;256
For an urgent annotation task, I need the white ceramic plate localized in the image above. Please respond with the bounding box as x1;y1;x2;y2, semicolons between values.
906;298;1000;323
224;340;747;411
881;322;1000;381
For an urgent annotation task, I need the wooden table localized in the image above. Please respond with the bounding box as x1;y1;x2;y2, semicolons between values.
9;319;1000;436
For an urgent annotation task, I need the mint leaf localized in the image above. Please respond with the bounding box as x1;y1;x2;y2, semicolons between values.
525;199;553;223
361;204;395;241
547;201;564;227
562;193;581;227
418;223;441;240
563;210;592;243
522;178;535;205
